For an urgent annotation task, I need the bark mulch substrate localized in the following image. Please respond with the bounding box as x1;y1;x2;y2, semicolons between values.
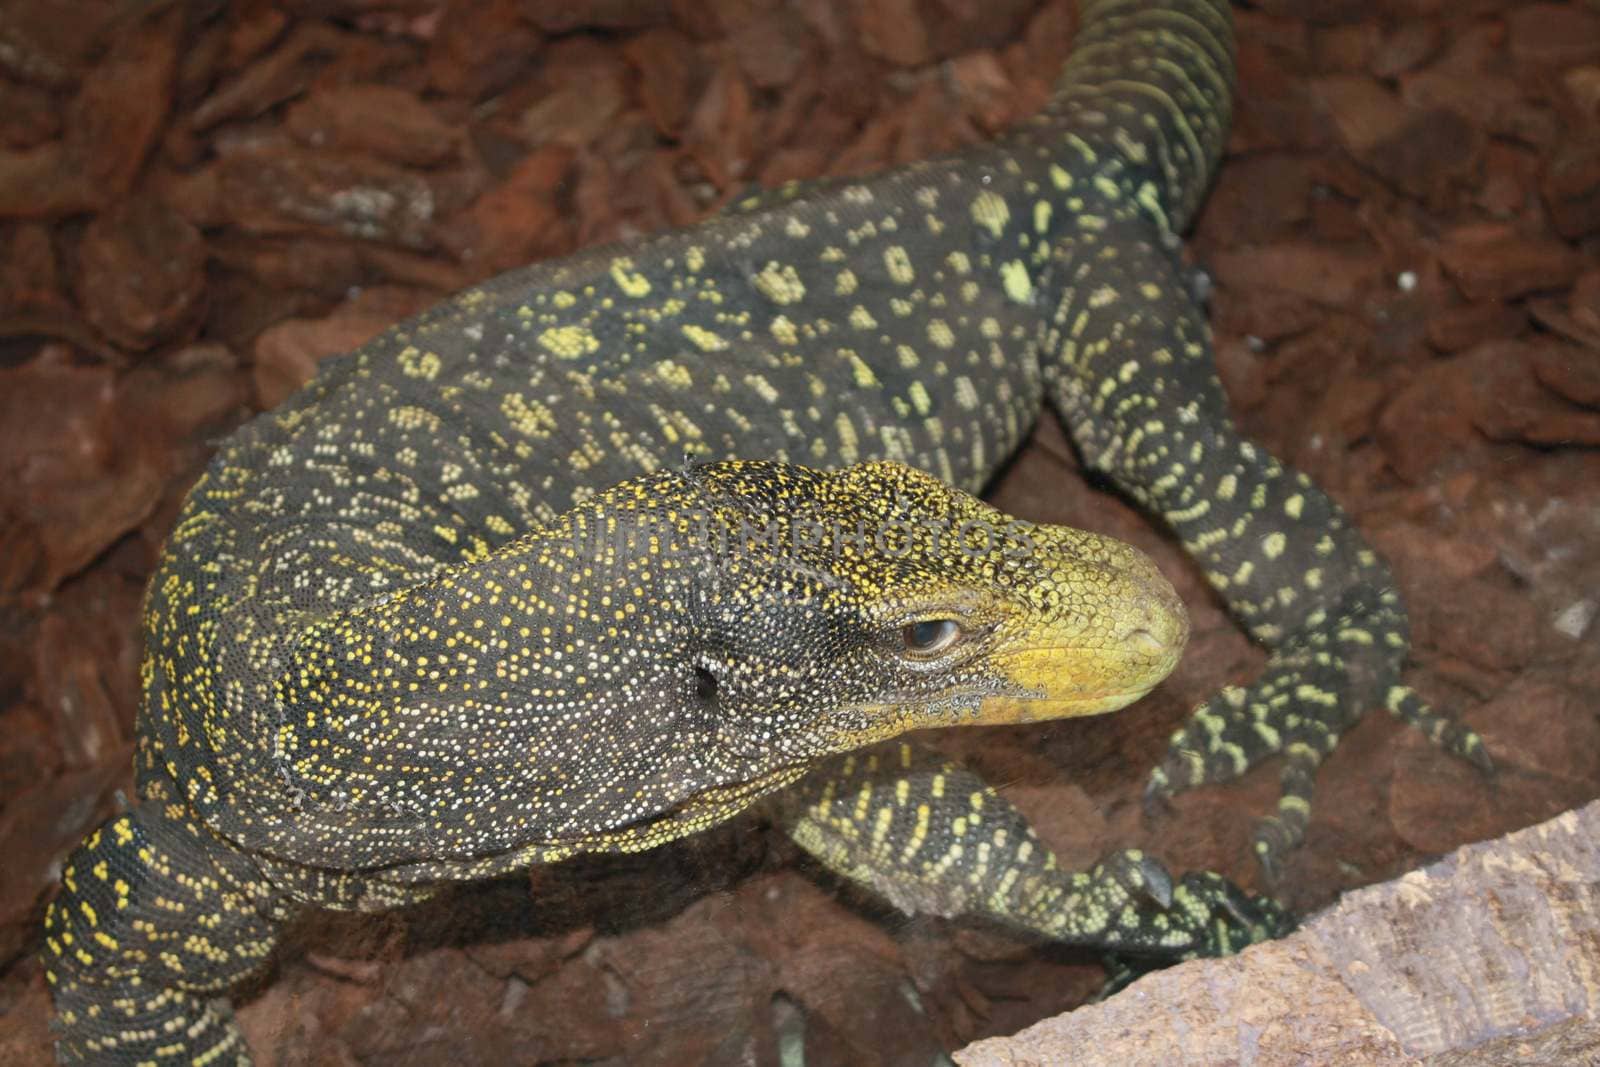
1;1;1598;1063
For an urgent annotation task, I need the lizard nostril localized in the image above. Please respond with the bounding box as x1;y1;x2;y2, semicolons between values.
1127;627;1170;657
1126;588;1189;655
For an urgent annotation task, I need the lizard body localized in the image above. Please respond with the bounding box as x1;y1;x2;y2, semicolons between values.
44;1;1485;1062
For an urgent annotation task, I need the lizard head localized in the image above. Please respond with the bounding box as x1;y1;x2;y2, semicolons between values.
263;458;1187;855
635;459;1189;761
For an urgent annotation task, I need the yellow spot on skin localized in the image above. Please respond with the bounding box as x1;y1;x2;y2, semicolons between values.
908;381;932;416
389;405;443;433
397;346;441;380
745;374;779;403
904;803;930;857
609;258;652;297
926;320;955;349
501;394;557;438
947;251;971;275
849;305;878;330
843;350;879;388
1263;532;1287;560
1217;473;1238;501
1136;181;1165;223
1000;260;1034;304
539;325;600;359
836;412;859;463
653;361;692;390
835;269;858;296
685;246;706;272
769;316;798;345
753;262;806;305
884;246;915;284
954;377;978;410
971;190;1010;238
1033;201;1052;234
1284;494;1305;519
872;806;894;845
681;324;728;352
1049;164;1073;190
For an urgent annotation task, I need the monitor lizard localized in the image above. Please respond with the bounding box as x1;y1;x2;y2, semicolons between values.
43;0;1489;1062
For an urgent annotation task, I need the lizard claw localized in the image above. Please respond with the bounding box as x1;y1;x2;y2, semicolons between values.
1074;851;1288;959
1136;853;1174;909
1141;771;1177;822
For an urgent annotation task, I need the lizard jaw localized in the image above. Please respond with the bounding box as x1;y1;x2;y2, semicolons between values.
972;627;1187;725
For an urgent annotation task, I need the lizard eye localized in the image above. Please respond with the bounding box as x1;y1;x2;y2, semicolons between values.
899;618;965;659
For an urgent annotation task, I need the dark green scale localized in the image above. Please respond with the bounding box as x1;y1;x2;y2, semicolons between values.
44;2;1487;1062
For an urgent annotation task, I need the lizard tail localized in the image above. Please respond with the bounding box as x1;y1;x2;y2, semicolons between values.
1048;0;1236;232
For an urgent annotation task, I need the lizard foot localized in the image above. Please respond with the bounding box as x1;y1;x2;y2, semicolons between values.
1143;589;1492;878
1063;850;1290;958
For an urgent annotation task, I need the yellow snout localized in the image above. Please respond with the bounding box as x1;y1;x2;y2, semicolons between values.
978;555;1189;723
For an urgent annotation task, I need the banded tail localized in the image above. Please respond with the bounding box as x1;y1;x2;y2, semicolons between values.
1049;0;1235;232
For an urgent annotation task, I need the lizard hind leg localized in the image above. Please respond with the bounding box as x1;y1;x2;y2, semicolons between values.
43;802;287;1065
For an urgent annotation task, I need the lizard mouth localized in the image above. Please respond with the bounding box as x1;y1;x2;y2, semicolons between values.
824;643;1178;746
968;682;1162;723
972;640;1184;724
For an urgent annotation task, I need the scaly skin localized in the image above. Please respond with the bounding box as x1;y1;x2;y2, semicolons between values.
45;1;1485;1062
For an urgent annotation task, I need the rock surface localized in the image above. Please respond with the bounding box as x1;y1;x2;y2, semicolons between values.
957;801;1600;1067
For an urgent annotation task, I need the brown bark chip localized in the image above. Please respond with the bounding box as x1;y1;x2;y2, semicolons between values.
1436;225;1586;303
426;0;542;100
0;354;166;598
215;144;444;249
286;84;462;167
74;195;207;352
1506;3;1600;69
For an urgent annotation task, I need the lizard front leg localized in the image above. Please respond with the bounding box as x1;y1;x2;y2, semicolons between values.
779;743;1288;959
43;803;289;1066
1041;216;1490;875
